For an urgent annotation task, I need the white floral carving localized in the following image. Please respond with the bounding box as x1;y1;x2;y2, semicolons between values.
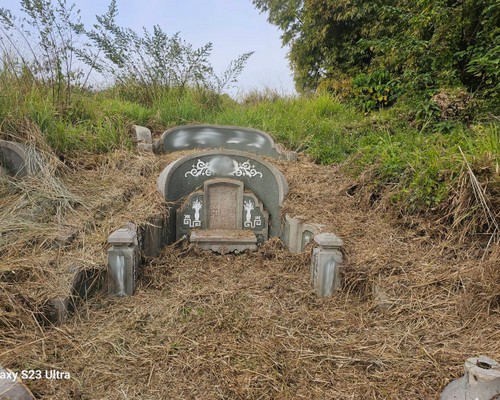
192;199;203;222
243;199;254;225
243;199;262;228
185;157;263;178
185;160;212;177
231;161;263;178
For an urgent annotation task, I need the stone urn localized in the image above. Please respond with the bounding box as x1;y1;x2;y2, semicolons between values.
441;356;500;399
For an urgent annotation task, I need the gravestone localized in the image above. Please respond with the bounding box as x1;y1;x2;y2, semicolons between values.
157;124;297;160
132;125;153;152
176;184;269;243
205;179;243;229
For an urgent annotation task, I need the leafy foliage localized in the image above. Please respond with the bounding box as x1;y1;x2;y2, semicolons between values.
80;0;253;102
253;0;500;102
0;0;254;107
0;0;87;107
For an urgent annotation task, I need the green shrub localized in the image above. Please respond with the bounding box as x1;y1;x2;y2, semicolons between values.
352;70;400;112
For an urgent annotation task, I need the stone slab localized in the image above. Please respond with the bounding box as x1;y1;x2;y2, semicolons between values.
132;125;152;144
190;229;257;254
282;214;325;253
158;124;296;160
205;179;243;230
0;367;35;400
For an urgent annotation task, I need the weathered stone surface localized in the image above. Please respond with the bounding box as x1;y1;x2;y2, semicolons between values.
158;124;297;160
0;140;32;177
205;179;243;230
190;229;257;254
137;143;153;152
133;125;152;144
282;214;324;253
140;213;171;258
314;233;343;248
441;356;500;400
132;125;153;152
157;150;288;238
108;223;138;246
310;233;343;297
0;367;35;400
107;224;140;296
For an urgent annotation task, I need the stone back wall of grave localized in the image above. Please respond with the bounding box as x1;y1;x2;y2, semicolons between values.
157;150;288;238
157;124;293;160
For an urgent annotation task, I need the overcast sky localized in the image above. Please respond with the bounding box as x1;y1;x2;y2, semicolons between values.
2;0;296;96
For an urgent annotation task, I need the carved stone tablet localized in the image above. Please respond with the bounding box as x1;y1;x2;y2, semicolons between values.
205;179;243;230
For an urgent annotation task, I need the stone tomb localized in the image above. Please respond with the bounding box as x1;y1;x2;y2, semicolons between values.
176;178;269;252
157;150;284;253
158;150;287;238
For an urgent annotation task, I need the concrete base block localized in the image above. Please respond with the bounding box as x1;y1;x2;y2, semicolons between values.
310;233;343;297
107;224;140;296
190;229;257;254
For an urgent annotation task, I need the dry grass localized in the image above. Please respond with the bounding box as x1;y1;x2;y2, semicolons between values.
1;149;499;399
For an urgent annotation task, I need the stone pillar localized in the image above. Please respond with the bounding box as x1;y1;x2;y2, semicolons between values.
310;233;343;297
132;125;153;152
107;224;140;296
441;356;500;400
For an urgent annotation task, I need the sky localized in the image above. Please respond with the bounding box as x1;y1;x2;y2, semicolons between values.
2;0;296;96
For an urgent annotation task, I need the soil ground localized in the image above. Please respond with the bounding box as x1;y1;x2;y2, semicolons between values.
1;151;499;399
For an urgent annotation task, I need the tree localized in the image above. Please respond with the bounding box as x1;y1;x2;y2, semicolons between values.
254;0;500;97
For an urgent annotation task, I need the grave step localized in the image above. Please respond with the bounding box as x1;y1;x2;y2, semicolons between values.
190;229;257;254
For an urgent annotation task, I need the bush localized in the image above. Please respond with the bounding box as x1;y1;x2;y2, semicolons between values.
352;70;400;112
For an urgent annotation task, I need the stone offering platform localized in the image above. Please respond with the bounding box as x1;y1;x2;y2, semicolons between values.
190;229;257;254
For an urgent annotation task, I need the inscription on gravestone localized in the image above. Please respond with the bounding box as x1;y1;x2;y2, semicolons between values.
205;180;243;230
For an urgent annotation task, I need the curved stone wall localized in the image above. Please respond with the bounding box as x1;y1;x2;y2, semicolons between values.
157;124;293;159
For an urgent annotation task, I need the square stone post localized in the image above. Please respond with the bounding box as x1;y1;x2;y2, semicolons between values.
107;224;140;296
310;233;343;297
